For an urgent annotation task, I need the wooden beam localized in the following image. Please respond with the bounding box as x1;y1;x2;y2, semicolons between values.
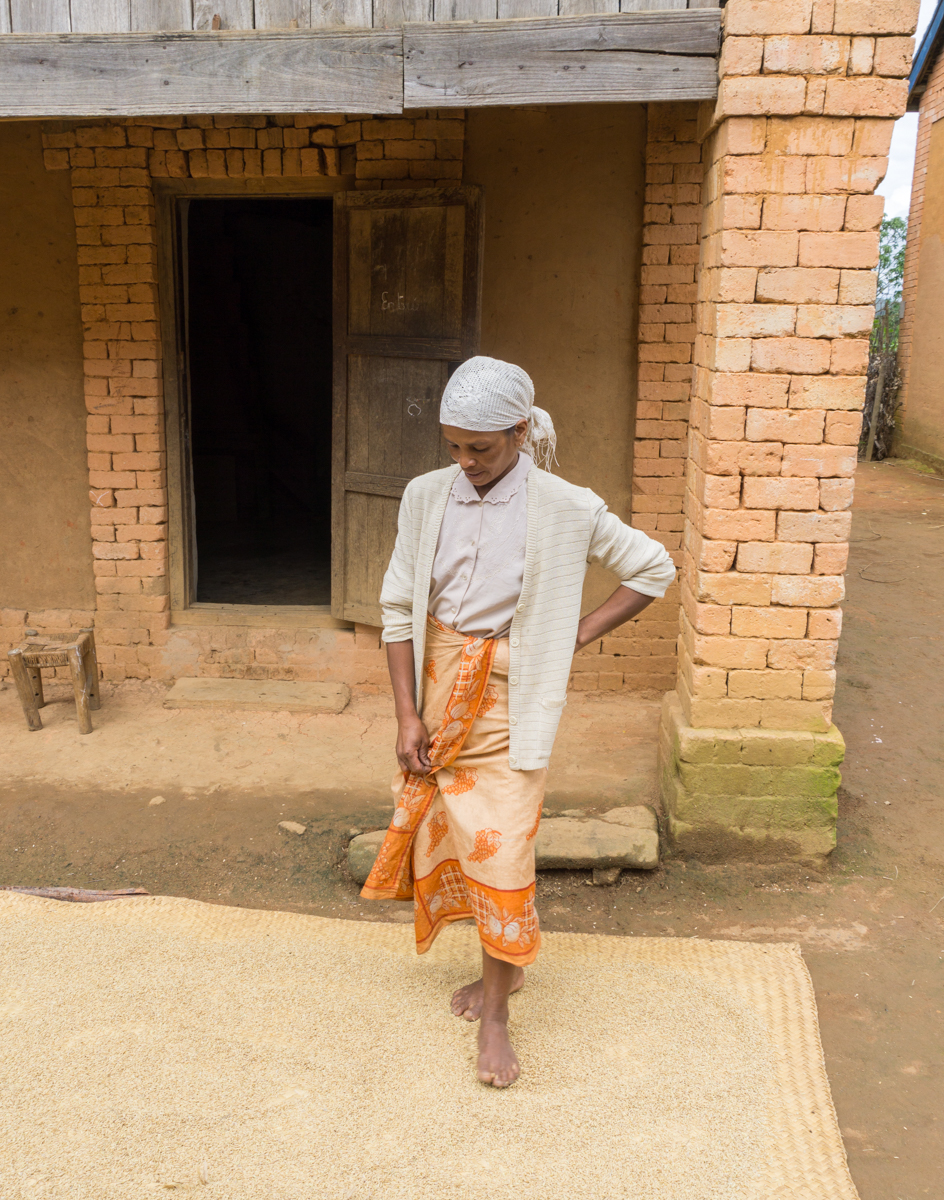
403;10;720;106
0;29;404;115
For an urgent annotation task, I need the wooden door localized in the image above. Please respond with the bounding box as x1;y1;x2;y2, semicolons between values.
332;186;483;625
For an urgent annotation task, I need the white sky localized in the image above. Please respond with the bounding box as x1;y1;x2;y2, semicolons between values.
876;0;940;219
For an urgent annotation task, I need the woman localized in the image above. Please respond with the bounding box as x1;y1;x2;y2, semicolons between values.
361;356;676;1088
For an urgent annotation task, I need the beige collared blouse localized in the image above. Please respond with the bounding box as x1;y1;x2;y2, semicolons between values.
428;451;532;639
381;463;676;769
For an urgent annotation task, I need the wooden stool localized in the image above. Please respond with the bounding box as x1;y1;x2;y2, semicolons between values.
7;628;101;734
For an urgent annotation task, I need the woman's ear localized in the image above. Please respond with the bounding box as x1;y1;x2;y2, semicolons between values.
515;418;528;447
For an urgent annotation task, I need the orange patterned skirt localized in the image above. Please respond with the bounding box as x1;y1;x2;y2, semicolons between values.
361;617;547;966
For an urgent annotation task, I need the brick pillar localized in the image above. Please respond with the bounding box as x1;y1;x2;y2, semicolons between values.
660;0;916;860
58;122;171;680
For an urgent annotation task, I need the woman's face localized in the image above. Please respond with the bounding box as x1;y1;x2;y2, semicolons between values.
441;421;527;488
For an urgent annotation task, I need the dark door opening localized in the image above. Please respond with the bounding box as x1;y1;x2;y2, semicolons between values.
185;197;332;605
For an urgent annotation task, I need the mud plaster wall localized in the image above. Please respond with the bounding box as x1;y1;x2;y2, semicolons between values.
466;103;684;695
464;103;643;604
0;123;94;617
897;46;944;467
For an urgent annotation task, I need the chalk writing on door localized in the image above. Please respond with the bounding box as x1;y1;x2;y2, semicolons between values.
381;291;421;313
406;399;423;417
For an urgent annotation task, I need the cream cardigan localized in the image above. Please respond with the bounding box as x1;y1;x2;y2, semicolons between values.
380;464;676;770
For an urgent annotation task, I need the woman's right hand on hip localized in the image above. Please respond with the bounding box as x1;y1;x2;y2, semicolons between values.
396;714;432;776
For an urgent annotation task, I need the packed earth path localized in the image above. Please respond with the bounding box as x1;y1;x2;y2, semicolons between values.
1;458;942;1200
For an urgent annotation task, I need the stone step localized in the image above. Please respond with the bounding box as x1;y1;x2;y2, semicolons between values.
348;805;659;887
163;678;351;714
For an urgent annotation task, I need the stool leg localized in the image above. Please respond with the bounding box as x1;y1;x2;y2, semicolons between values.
69;646;93;735
27;666;45;708
80;629;101;711
8;650;43;731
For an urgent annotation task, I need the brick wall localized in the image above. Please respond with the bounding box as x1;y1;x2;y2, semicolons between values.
28;106;688;697
22;8;914;711
677;0;915;733
32;111;462;688
570;101;699;697
897;43;944;450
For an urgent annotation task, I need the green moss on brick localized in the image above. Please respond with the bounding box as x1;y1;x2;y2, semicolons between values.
811;725;845;767
659;690;842;862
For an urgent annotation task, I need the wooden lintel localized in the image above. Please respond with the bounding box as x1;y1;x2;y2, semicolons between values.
0;30;404;116
403;11;721;107
0;12;721;117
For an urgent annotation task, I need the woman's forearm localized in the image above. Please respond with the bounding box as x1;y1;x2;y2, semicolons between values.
386;640;419;719
574;585;655;652
386;639;432;774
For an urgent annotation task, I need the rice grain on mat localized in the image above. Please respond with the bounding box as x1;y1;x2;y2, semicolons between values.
0;893;858;1200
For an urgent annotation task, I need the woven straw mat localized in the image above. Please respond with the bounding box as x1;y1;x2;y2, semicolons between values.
0;891;859;1200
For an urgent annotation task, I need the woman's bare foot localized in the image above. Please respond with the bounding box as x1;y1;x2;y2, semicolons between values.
451;968;524;1021
477;1017;520;1088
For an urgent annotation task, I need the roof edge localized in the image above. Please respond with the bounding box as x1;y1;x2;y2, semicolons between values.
909;0;944;110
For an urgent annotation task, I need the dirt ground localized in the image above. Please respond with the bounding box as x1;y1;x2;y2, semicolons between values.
0;675;663;810
1;457;942;1200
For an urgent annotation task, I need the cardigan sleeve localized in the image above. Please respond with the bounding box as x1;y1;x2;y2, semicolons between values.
586;495;677;598
379;482;417;643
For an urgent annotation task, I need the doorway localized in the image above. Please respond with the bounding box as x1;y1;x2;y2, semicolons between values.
185;197;333;606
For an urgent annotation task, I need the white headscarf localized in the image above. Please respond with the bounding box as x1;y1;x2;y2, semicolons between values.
439;356;558;472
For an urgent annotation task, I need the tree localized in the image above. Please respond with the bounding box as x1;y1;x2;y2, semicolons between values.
871;216;907;356
861;217;907;460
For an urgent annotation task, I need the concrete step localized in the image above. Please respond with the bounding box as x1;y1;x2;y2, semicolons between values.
163;678;351;714
348;805;659;887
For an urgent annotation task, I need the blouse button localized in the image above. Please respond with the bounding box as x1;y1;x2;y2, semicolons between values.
509;715;518;725
510;637;520;647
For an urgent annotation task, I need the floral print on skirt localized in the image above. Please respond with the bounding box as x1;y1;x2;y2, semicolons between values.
362;617;546;965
